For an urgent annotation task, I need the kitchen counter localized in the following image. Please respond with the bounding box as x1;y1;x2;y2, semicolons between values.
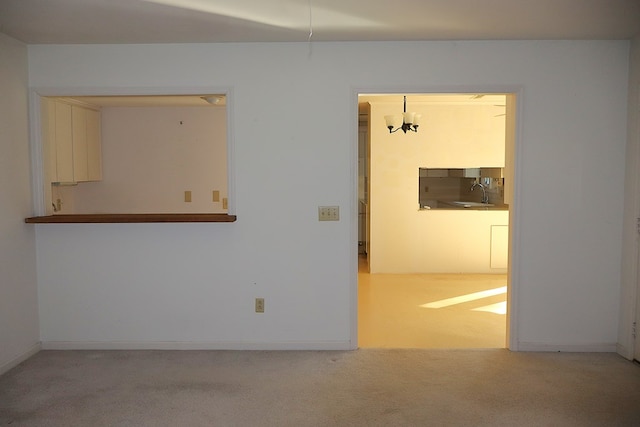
25;213;237;223
420;200;508;211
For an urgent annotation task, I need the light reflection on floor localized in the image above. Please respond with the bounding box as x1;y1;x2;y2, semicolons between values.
472;301;507;315
420;286;507;309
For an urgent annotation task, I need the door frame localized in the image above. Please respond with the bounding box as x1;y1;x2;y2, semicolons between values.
616;79;640;361
349;85;525;350
633;83;640;363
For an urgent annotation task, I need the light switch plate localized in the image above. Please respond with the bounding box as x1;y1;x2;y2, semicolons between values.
318;206;339;221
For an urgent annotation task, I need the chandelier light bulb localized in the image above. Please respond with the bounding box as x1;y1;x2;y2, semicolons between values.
386;96;420;134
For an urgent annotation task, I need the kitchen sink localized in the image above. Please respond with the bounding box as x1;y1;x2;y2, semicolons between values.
450;201;494;208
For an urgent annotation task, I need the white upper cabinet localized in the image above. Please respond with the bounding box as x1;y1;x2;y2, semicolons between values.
71;105;88;182
42;98;102;184
54;100;74;183
86;108;102;182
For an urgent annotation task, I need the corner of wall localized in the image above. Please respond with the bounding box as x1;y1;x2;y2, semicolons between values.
0;33;41;373
0;343;41;376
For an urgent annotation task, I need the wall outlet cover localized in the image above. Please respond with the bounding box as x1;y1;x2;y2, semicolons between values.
255;298;265;313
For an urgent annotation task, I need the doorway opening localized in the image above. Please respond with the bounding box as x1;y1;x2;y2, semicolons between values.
356;92;516;349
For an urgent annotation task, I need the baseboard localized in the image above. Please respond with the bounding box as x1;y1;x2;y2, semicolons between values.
517;342;617;352
616;343;634;360
0;342;41;376
41;340;353;351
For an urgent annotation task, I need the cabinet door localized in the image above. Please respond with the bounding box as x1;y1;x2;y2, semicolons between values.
72;106;89;182
45;100;102;184
86;108;102;181
54;101;74;183
41;98;57;182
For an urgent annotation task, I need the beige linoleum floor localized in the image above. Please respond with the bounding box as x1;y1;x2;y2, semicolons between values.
358;255;507;348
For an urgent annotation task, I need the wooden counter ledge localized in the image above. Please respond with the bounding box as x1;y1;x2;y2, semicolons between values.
25;213;237;223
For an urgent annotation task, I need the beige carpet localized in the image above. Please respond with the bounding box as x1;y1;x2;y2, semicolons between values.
1;349;639;426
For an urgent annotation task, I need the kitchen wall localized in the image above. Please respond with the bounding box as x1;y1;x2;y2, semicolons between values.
0;33;39;373
60;105;228;214
368;100;509;273
29;40;628;351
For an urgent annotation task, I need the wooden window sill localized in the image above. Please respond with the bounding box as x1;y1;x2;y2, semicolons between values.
25;213;237;223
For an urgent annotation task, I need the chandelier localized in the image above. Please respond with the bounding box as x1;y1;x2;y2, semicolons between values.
384;96;421;133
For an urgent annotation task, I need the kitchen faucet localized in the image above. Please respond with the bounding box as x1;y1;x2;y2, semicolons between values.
471;181;489;204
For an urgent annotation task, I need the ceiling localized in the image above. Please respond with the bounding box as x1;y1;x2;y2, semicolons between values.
1;0;639;45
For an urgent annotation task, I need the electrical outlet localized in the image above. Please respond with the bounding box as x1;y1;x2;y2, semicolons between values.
223;198;228;209
255;298;265;313
184;190;192;202
212;190;220;202
318;206;339;221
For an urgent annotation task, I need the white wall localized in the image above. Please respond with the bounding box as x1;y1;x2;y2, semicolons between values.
29;40;629;351
62;106;228;214
0;33;40;373
618;34;640;359
368;99;508;273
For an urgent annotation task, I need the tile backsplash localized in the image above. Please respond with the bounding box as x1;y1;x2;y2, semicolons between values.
419;173;505;209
